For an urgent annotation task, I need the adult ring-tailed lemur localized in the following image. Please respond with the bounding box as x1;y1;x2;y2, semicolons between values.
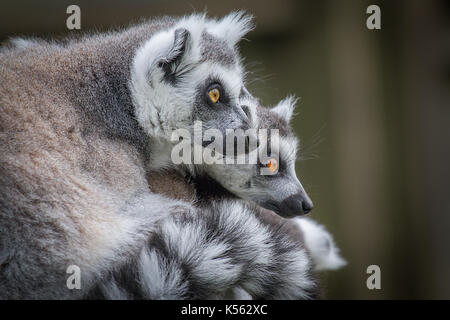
0;12;345;299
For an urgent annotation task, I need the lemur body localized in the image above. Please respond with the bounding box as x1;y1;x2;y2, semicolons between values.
0;13;331;299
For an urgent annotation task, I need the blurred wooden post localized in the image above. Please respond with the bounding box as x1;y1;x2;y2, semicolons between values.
326;0;391;298
401;0;450;299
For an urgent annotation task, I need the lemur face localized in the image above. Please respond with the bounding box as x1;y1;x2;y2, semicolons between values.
205;98;314;218
130;13;256;140
131;13;312;217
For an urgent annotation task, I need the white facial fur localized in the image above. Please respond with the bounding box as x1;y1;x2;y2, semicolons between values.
130;12;254;139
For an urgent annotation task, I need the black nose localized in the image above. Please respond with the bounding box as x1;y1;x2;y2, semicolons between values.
282;193;314;217
302;197;314;214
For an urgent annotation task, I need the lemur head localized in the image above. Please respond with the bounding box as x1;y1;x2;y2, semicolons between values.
203;97;314;218
130;12;256;140
134;13;312;217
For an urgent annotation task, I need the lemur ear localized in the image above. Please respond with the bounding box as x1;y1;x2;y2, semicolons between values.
157;28;191;83
271;96;297;123
211;11;254;46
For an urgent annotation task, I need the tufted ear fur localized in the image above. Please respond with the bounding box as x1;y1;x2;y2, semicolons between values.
209;11;254;47
156;28;192;84
271;96;297;123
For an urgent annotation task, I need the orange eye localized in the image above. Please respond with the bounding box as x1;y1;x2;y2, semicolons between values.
208;88;220;103
266;158;278;172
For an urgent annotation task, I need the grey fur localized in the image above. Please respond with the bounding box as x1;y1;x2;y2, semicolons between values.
200;31;236;66
0;17;181;298
0;13;318;299
89;201;317;299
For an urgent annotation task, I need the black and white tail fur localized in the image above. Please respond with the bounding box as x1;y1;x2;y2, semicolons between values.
88;201;317;299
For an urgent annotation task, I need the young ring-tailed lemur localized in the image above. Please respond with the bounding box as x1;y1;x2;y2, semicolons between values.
1;12;339;299
149;100;347;273
148;102;346;299
88;100;345;299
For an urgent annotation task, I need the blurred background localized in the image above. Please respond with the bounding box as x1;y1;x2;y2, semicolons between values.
1;0;449;299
